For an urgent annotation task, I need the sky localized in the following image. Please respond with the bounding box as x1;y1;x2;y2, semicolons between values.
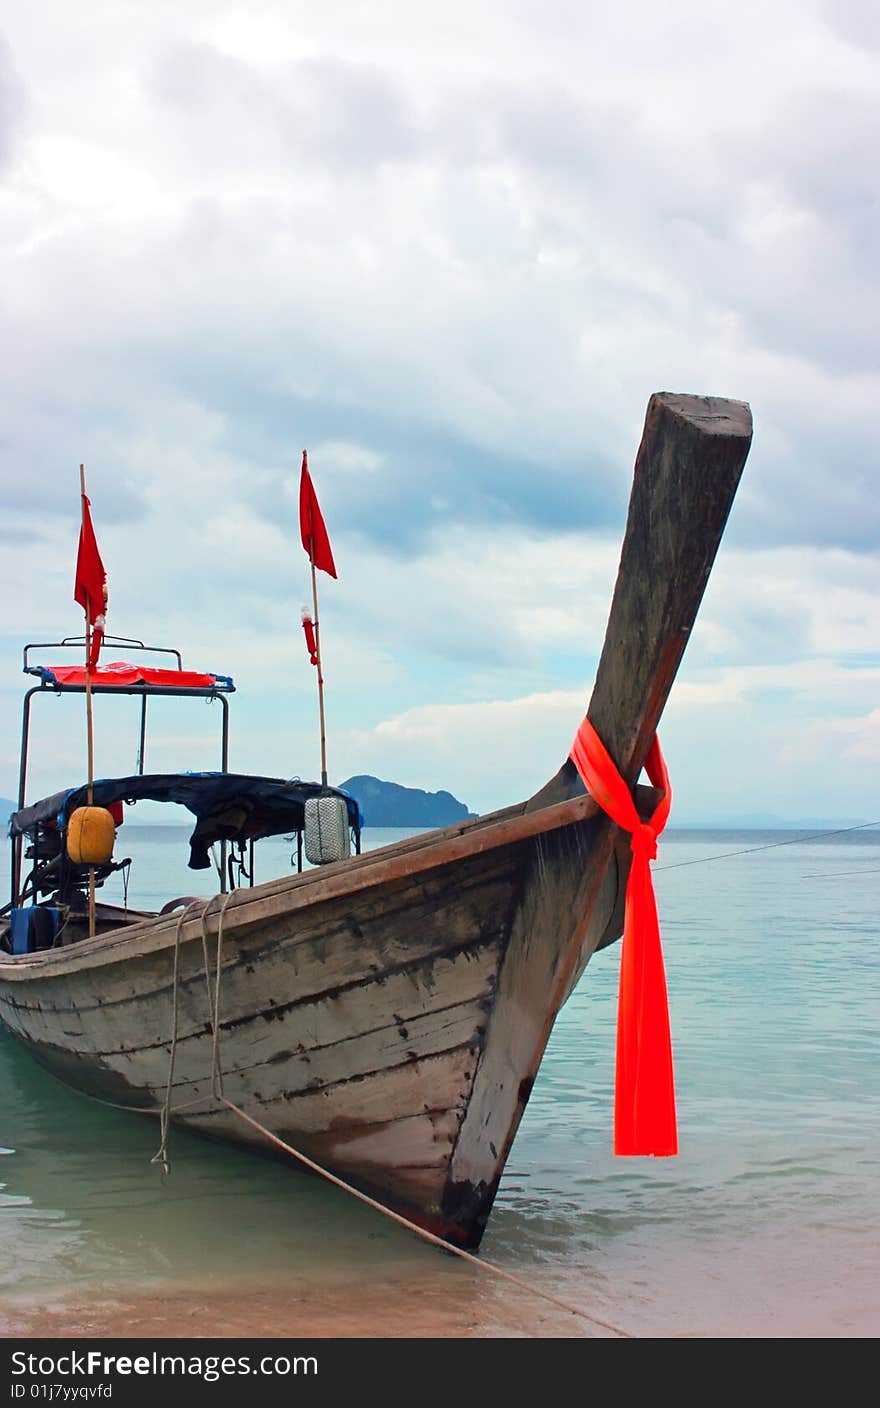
0;0;878;824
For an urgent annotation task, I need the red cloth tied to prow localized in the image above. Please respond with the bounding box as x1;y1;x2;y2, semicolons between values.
569;717;678;1157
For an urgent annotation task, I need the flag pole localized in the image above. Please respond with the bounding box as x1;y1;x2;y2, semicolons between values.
79;464;97;938
299;449;335;788
309;544;328;787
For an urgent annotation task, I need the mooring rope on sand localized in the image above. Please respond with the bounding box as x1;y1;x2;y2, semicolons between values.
148;889;635;1339
216;1092;634;1338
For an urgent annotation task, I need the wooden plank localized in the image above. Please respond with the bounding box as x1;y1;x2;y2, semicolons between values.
2;847;517;1020
449;818;612;1189
531;393;752;808
187;1048;479;1212
0;794;595;981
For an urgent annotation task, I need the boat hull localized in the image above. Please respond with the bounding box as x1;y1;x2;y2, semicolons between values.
0;801;620;1247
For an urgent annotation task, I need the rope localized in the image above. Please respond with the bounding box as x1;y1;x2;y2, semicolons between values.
202;888;237;1100
149;888;634;1338
218;1093;634;1338
150;900;205;1175
655;818;880;872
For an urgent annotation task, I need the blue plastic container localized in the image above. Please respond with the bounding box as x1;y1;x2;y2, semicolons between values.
10;906;60;954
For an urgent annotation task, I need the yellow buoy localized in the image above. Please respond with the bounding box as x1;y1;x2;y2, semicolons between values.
66;806;116;865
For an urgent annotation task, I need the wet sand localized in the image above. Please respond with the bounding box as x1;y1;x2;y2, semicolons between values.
4;1240;877;1339
4;1221;878;1340
0;1270;610;1339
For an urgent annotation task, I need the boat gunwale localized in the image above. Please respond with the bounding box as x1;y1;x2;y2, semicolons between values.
0;791;600;981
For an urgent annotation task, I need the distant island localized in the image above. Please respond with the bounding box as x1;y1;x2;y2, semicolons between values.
338;776;476;828
1;787;870;834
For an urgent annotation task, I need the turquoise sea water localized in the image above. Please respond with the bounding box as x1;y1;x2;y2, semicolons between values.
0;825;878;1338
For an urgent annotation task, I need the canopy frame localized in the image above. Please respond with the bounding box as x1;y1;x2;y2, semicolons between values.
12;635;234;908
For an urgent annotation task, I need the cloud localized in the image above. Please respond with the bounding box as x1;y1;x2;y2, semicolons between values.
0;2;877;821
334;539;880;815
2;5;876;556
340;654;880;820
343;688;583;809
819;0;880;52
0;37;25;172
832;707;880;762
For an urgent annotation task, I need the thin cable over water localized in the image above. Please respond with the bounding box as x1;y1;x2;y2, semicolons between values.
655;819;880;872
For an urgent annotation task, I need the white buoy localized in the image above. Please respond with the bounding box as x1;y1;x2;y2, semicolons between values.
304;795;351;865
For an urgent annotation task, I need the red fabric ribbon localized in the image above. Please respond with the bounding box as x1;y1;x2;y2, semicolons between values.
569;718;678;1157
89;612;105;670
301;613;319;666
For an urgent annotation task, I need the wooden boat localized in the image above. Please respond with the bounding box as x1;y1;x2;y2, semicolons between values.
0;393;752;1249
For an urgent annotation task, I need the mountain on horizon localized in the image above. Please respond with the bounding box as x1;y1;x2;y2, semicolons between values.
339;776;476;828
0;788;871;835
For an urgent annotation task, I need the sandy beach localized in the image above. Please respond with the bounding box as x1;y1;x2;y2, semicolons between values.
0;1270;610;1340
5;1211;878;1340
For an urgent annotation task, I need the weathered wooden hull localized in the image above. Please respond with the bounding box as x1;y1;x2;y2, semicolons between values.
0;797;620;1247
0;393;754;1248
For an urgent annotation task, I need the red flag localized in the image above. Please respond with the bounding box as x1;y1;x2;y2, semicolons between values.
569;717;678;1157
299;451;337;578
74;493;108;669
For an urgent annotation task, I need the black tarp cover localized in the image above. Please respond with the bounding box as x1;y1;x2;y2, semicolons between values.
9;773;361;870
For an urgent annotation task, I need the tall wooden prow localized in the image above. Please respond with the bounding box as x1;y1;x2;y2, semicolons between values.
529;392;753;942
536;392;752;807
446;393;753;1244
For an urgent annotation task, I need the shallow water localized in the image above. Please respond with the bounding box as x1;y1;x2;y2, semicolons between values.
1;826;878;1338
